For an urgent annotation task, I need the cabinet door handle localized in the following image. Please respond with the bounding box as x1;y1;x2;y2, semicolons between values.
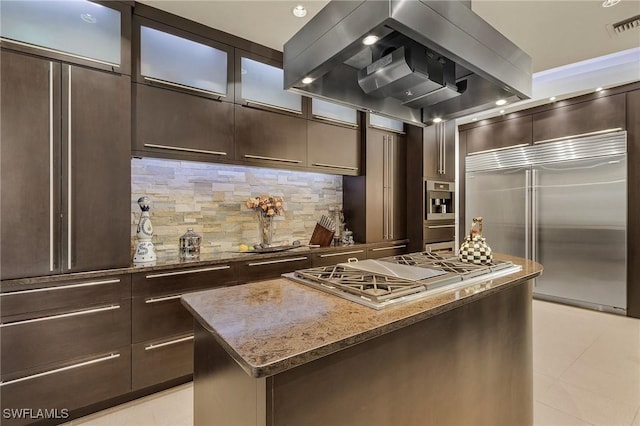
0;353;120;387
312;163;358;171
426;225;456;229
244;154;301;164
49;61;55;272
67;66;72;270
145;335;194;351
245;101;302;115
0;278;121;297
143;143;227;157
248;257;308;267
143;76;226;98
371;244;407;252
442;123;446;175
144;294;183;304
0;304;120;328
319;250;364;258
145;265;230;279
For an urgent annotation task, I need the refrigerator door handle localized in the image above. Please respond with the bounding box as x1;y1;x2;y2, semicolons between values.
532;169;538;265
525;170;530;261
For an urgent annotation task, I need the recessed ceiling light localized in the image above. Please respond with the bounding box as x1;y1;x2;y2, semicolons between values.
292;5;307;18
80;13;97;24
472;118;478;121
495;99;507;106
362;35;379;46
549;96;556;101
499;109;505;114
301;77;314;85
432;117;442;123
595;87;604;92
602;0;620;7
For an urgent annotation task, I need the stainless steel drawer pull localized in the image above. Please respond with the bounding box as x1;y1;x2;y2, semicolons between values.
0;278;121;297
248;257;308;267
0;38;120;68
0;353;120;387
245;101;303;115
145;335;194;351
145;294;183;304
0;305;120;328
244;154;302;164
371;245;407;252
427;225;456;229
146;265;231;279
143;76;227;98
312;163;358;171
143;143;227;157
319;250;364;258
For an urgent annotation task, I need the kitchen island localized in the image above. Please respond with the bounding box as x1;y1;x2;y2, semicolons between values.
181;254;542;426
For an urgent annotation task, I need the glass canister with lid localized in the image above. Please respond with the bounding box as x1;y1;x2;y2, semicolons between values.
179;228;201;260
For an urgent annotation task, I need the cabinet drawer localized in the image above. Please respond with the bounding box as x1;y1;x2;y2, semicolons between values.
132;293;196;343
0;275;130;320
311;249;366;267
132;334;193;391
424;223;456;244
0;347;131;426
132;264;237;298
366;243;409;259
237;255;311;283
1;300;131;375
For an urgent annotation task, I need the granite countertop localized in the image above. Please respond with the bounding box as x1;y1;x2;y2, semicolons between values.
181;254;543;379
0;241;405;289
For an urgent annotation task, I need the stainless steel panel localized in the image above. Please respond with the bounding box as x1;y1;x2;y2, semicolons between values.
465;167;528;259
533;155;627;311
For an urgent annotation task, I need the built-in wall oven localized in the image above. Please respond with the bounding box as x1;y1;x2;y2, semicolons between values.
424;180;455;252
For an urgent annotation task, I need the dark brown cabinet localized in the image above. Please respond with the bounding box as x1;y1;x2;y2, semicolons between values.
133;84;234;161
237;254;311;283
365;242;409;259
0;50;130;280
0;275;131;425
235;105;307;168
310;248;367;267
627;89;640;319
344;126;406;243
532;93;626;142
131;264;237;390
307;120;360;175
423;121;455;181
465;115;532;154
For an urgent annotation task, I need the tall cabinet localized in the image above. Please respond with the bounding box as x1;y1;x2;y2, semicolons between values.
344;115;406;243
0;50;131;280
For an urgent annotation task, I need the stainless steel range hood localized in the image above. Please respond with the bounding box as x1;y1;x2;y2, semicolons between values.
283;0;532;125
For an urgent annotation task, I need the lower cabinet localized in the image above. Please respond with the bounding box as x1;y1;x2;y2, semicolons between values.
366;242;409;259
237;255;312;283
132;334;194;391
311;248;366;267
0;275;131;425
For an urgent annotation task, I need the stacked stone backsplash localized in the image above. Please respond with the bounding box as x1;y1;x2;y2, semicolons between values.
131;158;343;256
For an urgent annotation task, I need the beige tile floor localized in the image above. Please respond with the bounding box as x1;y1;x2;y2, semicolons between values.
66;300;640;426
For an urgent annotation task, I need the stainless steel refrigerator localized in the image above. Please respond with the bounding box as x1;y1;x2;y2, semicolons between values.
465;131;627;314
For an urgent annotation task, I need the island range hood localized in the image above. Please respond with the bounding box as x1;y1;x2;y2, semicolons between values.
283;0;532;125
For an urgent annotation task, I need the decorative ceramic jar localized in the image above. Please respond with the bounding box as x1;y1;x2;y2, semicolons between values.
459;217;493;264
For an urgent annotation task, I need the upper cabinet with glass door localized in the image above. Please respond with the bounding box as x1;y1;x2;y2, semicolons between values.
311;98;358;127
0;0;129;73
235;50;303;116
136;18;233;101
369;113;405;134
135;18;233;101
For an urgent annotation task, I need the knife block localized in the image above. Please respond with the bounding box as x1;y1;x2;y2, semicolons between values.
309;224;335;247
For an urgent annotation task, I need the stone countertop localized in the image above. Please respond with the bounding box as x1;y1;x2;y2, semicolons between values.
0;241;405;290
181;254;543;379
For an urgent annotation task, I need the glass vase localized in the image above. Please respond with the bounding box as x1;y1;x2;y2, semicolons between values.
257;214;273;246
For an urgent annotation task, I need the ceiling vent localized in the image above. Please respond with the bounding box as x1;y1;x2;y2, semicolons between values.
607;14;640;36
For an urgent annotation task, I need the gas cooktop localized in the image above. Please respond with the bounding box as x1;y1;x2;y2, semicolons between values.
284;252;521;309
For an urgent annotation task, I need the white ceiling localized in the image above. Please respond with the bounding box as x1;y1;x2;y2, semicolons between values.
138;0;640;73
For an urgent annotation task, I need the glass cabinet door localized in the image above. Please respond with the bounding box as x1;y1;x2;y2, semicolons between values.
311;98;358;126
140;25;228;97
1;0;121;66
370;113;405;133
240;56;302;113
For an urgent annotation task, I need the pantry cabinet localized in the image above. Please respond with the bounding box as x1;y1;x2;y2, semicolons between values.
0;50;131;280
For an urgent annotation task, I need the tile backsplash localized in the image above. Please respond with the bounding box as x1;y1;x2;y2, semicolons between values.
131;158;343;256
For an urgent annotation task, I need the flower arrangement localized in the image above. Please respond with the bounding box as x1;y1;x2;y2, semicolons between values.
246;195;284;246
246;195;284;217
